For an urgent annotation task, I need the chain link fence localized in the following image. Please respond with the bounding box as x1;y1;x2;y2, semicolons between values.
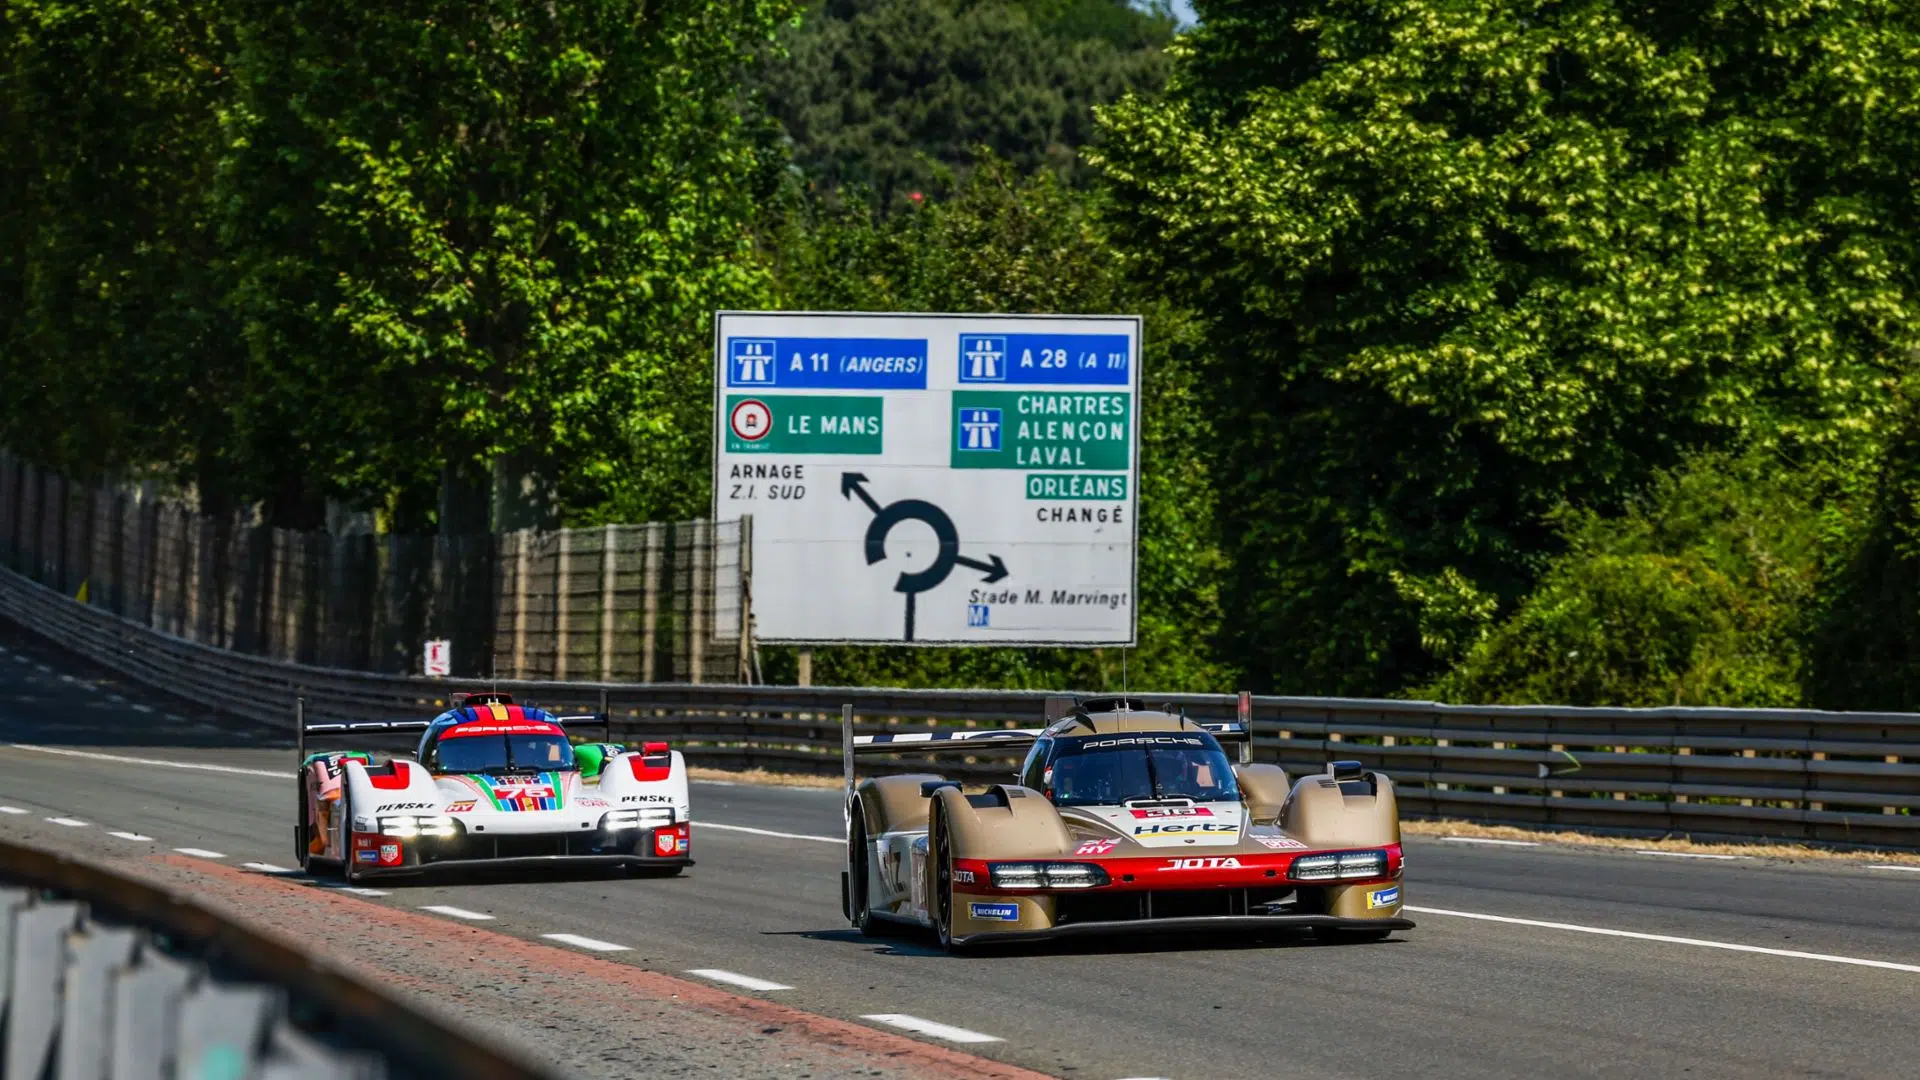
0;451;753;683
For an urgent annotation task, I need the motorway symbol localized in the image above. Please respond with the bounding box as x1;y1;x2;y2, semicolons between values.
842;472;1009;641
729;399;772;442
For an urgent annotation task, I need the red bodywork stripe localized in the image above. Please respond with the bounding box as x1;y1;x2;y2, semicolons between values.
440;722;562;738
953;843;1402;893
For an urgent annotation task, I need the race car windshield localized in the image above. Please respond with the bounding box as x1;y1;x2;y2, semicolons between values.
1046;733;1240;807
436;734;574;774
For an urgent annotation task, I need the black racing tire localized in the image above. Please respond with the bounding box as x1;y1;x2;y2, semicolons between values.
849;803;878;935
295;772;313;871
1316;926;1394;945
929;802;966;954
339;783;363;884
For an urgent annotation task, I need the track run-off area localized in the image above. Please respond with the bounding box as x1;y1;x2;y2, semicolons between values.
1;623;1917;1079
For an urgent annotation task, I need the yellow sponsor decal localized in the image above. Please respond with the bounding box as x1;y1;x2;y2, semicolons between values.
1367;885;1401;909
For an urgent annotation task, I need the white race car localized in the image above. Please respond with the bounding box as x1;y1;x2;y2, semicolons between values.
296;693;691;881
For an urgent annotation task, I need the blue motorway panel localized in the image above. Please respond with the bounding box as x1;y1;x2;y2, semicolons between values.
726;337;928;389
955;333;1130;385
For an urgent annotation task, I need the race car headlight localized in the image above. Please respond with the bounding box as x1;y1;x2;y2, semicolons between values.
1289;849;1387;881
601;807;676;831
1337;851;1386;878
379;815;456;838
988;862;1110;890
606;803;683;826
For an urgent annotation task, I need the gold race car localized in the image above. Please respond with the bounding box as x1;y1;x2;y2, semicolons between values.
841;695;1412;950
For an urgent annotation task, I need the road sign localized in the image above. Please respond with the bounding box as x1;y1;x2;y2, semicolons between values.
423;639;451;677
712;312;1141;645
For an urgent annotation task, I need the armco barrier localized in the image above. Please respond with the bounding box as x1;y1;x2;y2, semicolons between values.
0;836;552;1079
4;563;1919;848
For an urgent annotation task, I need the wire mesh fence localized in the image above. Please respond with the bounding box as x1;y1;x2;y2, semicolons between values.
0;451;753;682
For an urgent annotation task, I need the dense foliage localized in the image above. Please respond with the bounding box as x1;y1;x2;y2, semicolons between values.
750;0;1173;209
1096;0;1920;695
10;0;1920;705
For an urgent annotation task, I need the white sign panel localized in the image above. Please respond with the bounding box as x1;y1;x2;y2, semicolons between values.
712;311;1141;645
423;639;451;678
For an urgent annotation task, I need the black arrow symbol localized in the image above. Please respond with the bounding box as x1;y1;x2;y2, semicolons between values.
841;472;881;515
954;553;1009;583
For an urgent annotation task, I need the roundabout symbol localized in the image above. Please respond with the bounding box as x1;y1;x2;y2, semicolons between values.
842;472;1008;641
730;399;772;442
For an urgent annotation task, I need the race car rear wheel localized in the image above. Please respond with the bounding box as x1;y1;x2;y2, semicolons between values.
848;803;875;933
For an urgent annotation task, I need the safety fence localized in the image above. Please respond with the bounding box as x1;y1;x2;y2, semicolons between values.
0;451;752;683
0;836;551;1080
3;560;1919;849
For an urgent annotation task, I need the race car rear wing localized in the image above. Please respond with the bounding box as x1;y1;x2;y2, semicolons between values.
295;695;615;765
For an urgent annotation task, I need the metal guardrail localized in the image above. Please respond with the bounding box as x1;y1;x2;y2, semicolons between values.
3;563;1918;848
0;837;553;1079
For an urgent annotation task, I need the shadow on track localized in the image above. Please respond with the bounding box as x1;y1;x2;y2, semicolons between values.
768;925;1408;958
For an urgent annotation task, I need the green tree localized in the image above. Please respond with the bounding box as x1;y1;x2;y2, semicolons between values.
1096;0;1920;695
1424;453;1829;707
750;0;1173;211
1808;392;1920;711
218;0;793;528
755;159;1229;690
0;0;245;503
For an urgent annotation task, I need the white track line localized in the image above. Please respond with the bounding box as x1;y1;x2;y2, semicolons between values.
1442;836;1540;847
107;831;154;842
242;862;296;875
1634;850;1752;860
45;817;88;827
694;821;840;844
1869;864;1920;873
173;847;225;859
686;968;793;992
859;1014;1002;1044
1406;905;1920;973
420;905;494;921
0;806;27;815
541;933;629;952
6;744;279;778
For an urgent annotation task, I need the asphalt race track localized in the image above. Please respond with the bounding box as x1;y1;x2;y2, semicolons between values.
1;621;1917;1079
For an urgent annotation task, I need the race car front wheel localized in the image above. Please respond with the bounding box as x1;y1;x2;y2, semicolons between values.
340;783;364;884
848;803;875;934
929;802;962;953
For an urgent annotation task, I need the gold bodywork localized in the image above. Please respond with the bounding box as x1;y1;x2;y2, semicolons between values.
846;708;1410;947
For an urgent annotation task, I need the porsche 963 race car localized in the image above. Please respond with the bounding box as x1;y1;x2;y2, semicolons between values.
296;693;691;881
842;695;1412;950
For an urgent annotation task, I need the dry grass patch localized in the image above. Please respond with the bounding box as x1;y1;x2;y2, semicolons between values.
1406;818;1920;865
